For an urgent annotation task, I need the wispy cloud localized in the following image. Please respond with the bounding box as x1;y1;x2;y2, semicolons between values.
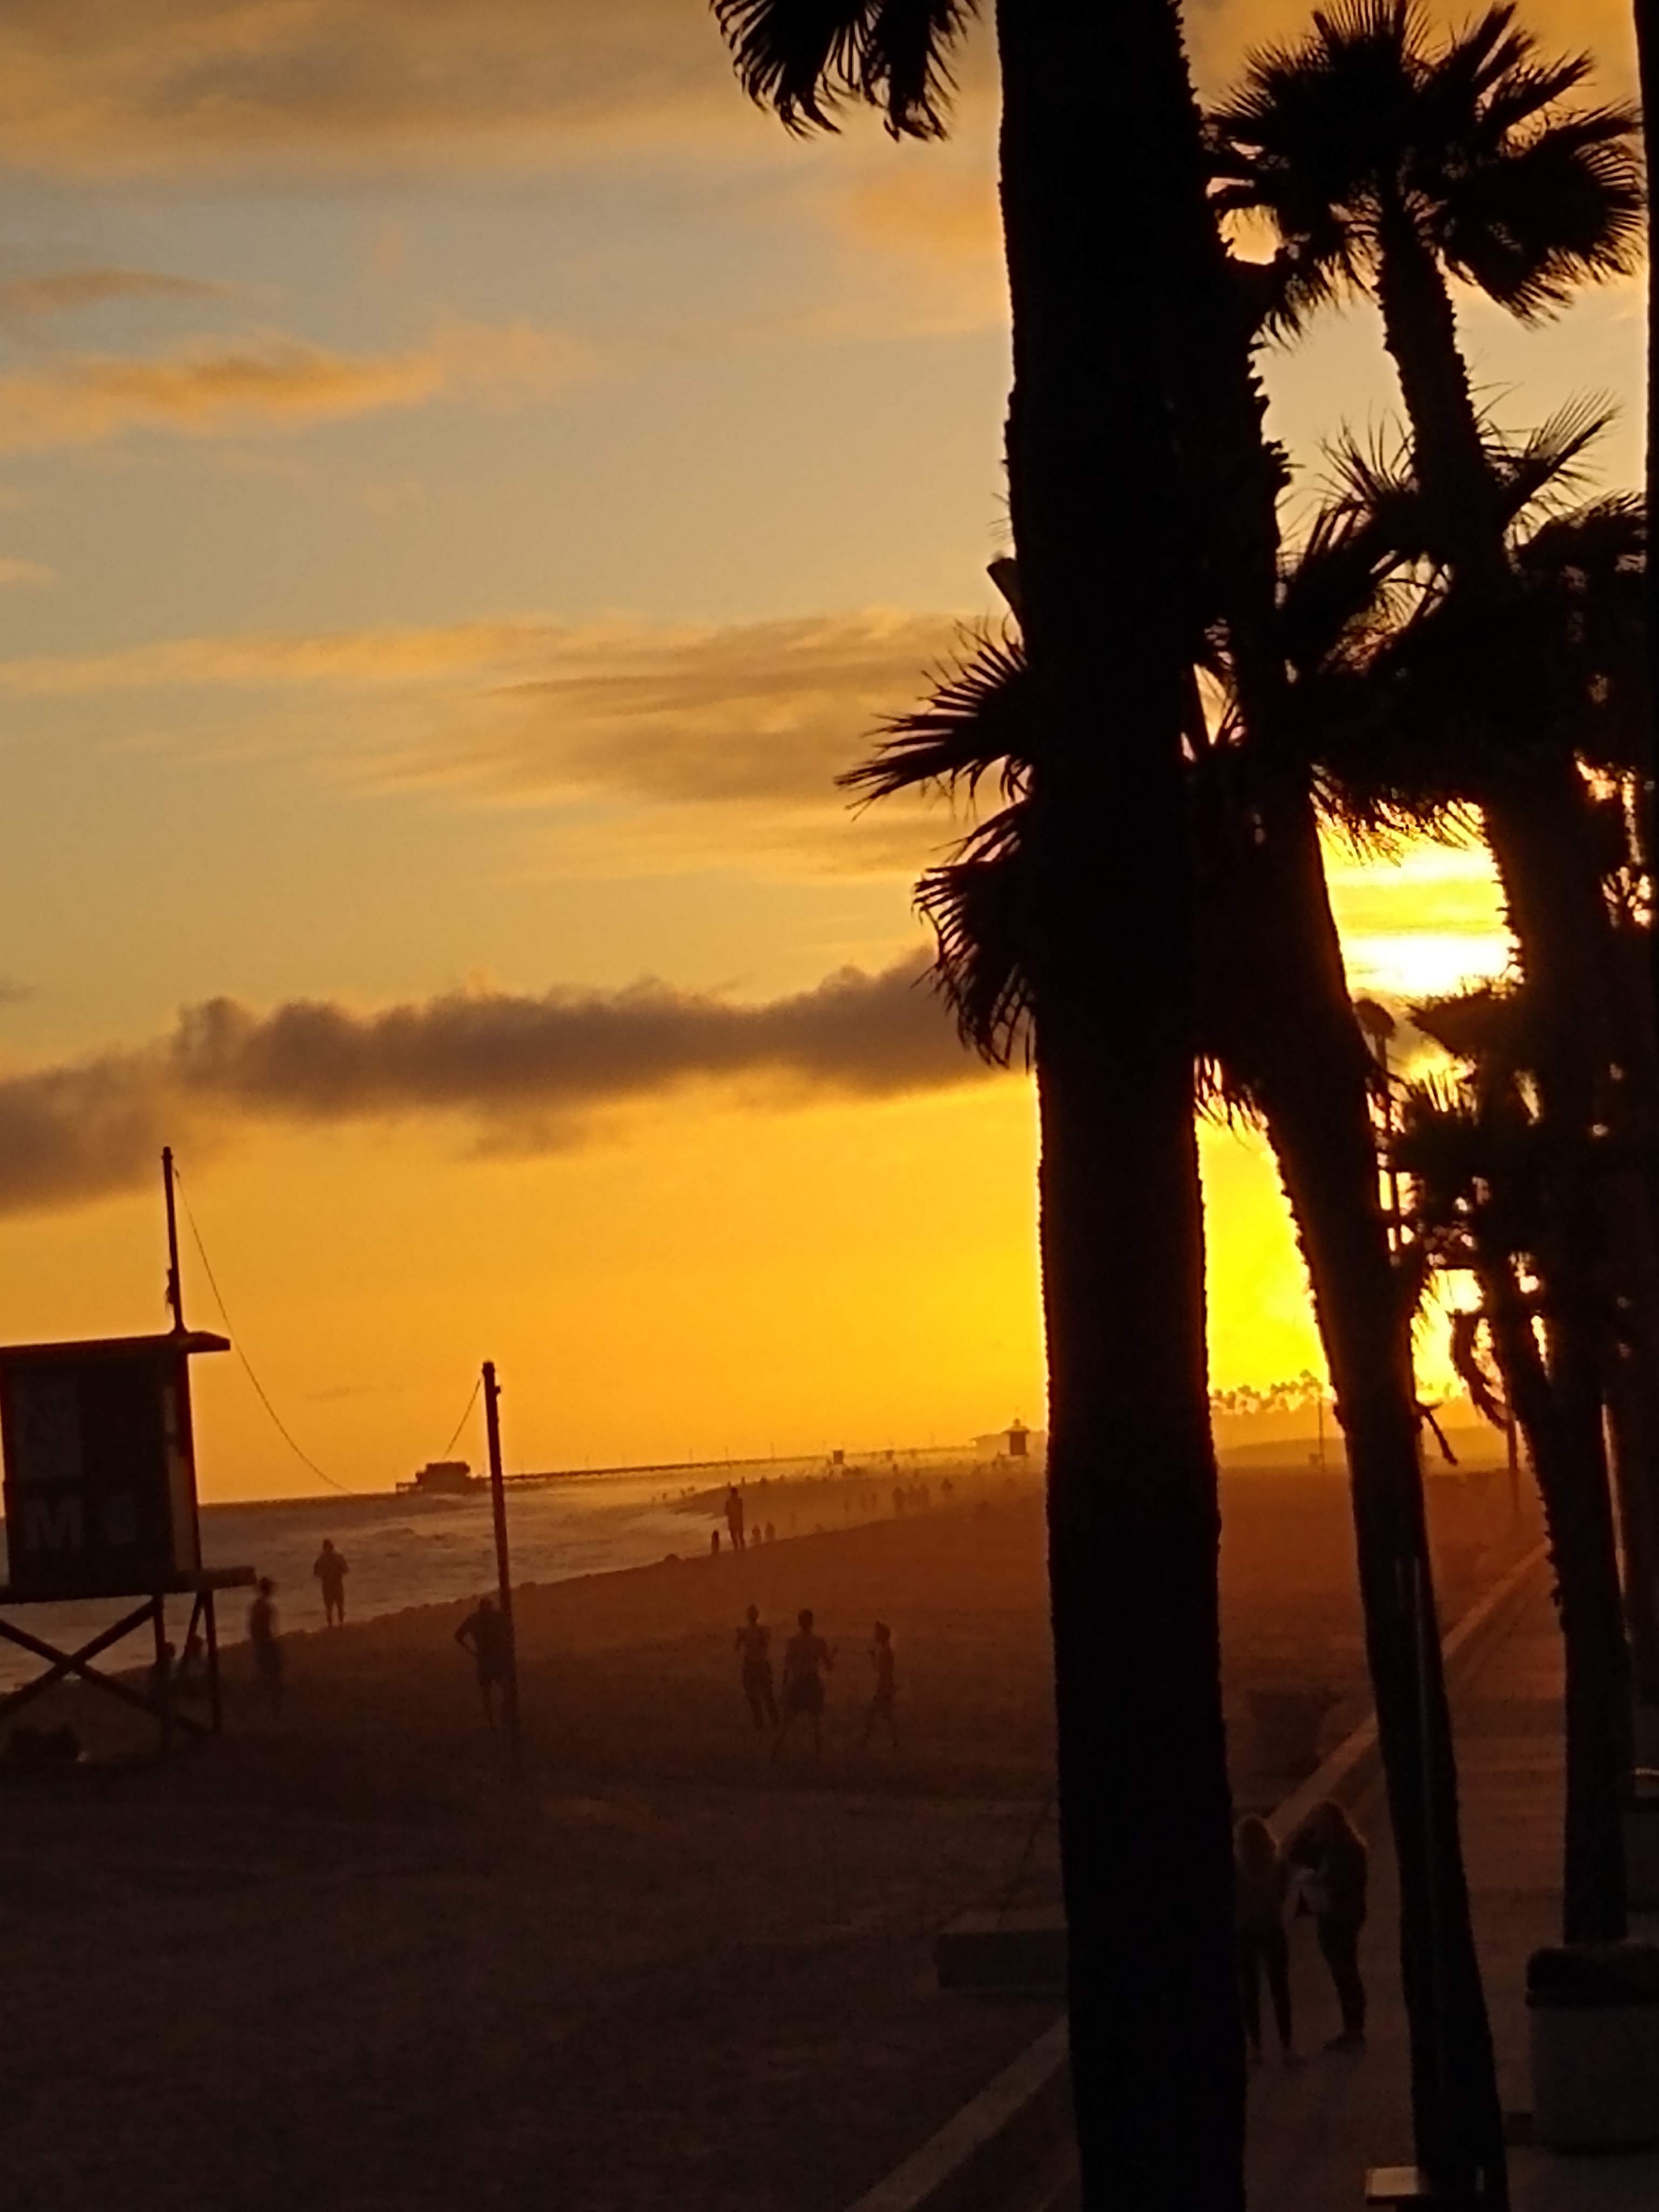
0;267;233;316
0;0;750;177
0;956;983;1216
0;322;590;454
0;557;54;587
0;607;973;872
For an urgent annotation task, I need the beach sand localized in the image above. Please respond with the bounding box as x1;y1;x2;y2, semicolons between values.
0;1464;1535;2212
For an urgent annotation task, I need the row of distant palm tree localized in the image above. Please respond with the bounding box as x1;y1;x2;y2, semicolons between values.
711;3;1656;2208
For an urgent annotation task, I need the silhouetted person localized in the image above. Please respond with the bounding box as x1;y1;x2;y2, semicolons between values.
725;1485;746;1552
941;1476;955;1507
1289;1800;1368;2049
1234;1815;1297;2063
772;1608;835;1761
860;1621;897;1749
314;1538;348;1627
892;1484;905;1516
764;1521;776;1545
736;1604;778;1730
711;1528;721;1557
248;1579;282;1715
455;1594;511;1726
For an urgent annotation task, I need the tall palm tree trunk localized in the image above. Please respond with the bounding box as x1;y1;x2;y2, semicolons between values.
994;4;1242;2201
1230;780;1508;2195
1374;237;1654;1842
1481;1260;1631;1940
1483;768;1659;1735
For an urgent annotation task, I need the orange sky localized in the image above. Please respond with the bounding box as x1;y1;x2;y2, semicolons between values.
0;2;1629;1494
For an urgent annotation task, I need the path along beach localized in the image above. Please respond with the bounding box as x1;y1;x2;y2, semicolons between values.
0;1465;1534;2212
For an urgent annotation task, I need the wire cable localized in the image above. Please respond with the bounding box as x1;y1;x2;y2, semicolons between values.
173;1171;357;1495
436;1375;482;1463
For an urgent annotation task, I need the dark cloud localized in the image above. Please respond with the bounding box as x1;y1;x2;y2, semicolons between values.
0;955;990;1217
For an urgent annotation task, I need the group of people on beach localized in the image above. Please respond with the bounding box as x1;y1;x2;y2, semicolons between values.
736;1604;896;1757
1234;1801;1369;2063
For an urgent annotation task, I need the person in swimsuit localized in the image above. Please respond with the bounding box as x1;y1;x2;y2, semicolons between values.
314;1539;348;1628
248;1579;282;1715
455;1595;512;1727
860;1620;897;1749
772;1608;835;1761
736;1604;778;1730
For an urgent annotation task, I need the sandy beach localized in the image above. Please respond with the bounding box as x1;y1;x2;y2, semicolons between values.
0;1462;1537;2212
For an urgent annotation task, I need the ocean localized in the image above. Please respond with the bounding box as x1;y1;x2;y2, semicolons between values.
0;1468;732;1694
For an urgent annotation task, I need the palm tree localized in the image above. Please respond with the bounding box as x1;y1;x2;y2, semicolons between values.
850;483;1510;2197
1210;0;1659;1698
711;6;1245;2201
1398;993;1631;1941
1210;0;1641;578
1629;0;1659;1117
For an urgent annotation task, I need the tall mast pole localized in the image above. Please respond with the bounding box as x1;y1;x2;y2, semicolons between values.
162;1147;185;1332
482;1360;523;1779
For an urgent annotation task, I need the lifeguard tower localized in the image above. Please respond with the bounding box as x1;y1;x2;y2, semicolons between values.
0;1153;253;1746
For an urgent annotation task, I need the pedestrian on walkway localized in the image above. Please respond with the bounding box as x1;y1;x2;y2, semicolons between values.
1233;1815;1297;2064
1289;1800;1368;2050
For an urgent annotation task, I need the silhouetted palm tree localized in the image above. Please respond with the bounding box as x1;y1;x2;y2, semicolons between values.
712;5;1245;2201
849;482;1512;2196
1210;0;1640;576
1399;992;1631;1941
1212;0;1659;1704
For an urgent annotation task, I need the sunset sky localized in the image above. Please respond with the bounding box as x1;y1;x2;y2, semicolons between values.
0;0;1641;1497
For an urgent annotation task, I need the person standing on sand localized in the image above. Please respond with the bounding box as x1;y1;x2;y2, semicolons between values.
725;1485;746;1553
1233;1815;1297;2065
248;1578;282;1715
455;1594;511;1727
772;1608;835;1761
1288;1800;1368;2050
313;1539;348;1628
735;1604;778;1730
860;1621;897;1749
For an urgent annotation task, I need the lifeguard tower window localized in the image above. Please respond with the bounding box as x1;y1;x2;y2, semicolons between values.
0;1333;226;1600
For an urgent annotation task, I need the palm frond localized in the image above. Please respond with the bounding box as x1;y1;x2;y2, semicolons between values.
712;0;977;137
914;804;1034;1064
841;628;1029;806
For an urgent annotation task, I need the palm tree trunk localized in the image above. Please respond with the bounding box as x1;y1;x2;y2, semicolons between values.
1371;201;1503;578
995;4;1242;2202
1228;780;1508;2197
1480;1260;1630;1939
1482;773;1659;1699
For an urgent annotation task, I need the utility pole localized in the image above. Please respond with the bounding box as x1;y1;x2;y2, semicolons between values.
482;1360;523;1780
162;1147;184;1331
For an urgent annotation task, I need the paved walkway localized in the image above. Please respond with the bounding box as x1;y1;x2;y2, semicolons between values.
1054;1574;1659;2207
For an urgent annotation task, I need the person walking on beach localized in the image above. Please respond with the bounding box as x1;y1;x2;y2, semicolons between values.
248;1578;283;1715
772;1608;835;1761
725;1485;746;1553
313;1538;349;1628
1233;1815;1297;2065
860;1620;897;1749
735;1604;778;1730
1289;1800;1368;2049
455;1594;511;1727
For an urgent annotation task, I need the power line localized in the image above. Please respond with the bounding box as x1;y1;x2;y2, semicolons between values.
173;1171;358;1496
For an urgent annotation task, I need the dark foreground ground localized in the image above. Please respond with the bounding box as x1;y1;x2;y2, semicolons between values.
0;1467;1534;2212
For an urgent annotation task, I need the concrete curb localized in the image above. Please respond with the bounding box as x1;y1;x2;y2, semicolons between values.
844;1539;1550;2212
